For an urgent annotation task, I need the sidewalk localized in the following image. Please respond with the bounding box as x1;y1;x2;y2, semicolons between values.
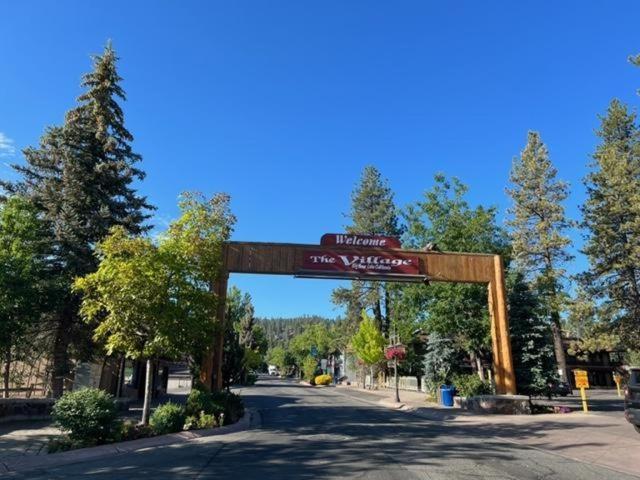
336;384;640;478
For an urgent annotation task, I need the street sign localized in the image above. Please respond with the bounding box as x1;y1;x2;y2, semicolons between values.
574;369;589;389
573;370;590;412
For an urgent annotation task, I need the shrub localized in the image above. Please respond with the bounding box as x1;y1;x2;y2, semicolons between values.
452;373;492;398
184;412;218;430
210;390;244;424
51;388;119;444
197;412;218;429
150;402;186;435
314;374;333;386
245;372;258;385
186;389;223;417
118;420;154;442
302;356;319;382
47;435;86;453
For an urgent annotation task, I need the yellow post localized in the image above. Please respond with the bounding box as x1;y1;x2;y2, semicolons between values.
613;374;622;398
580;387;589;412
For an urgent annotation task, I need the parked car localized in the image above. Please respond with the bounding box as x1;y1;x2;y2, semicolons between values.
624;367;640;434
268;365;279;376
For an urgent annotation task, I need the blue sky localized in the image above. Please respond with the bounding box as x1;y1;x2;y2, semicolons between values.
1;2;639;318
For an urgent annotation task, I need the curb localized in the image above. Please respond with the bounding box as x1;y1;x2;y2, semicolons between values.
1;408;258;475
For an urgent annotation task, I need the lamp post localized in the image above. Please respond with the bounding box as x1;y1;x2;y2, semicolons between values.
385;333;406;404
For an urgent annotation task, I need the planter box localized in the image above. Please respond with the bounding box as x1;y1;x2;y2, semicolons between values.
0;396;131;423
455;395;531;415
0;398;55;422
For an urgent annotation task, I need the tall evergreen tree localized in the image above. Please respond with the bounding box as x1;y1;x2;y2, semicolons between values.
581;100;640;348
507;270;557;397
332;166;403;335
506;131;573;382
2;43;153;396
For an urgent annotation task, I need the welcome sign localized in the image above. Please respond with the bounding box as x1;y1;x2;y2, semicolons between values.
320;233;402;249
301;250;420;276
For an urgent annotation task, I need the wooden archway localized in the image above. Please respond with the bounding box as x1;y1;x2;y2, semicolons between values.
201;241;516;395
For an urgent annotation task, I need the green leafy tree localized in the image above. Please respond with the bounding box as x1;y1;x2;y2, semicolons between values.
351;311;385;388
506;131;574;381
507;270;557;397
2;44;153;397
401;175;509;379
289;322;338;364
74;228;173;425
75;192;234;422
581;100;640;348
267;346;295;375
302;356;319;382
161;192;235;388
332;166;403;335
0;197;48;397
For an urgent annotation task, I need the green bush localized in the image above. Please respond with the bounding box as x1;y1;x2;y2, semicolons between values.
184;411;218;430
47;435;87;453
185;389;223;417
150;402;186;435
302;356;319;382
210;390;244;424
452;373;492;397
51;388;119;444
117;420;154;442
245;372;258;385
314;374;332;386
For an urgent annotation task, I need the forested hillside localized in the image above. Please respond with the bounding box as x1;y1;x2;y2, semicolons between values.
257;316;336;349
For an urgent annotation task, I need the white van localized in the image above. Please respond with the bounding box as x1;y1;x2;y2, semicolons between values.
268;365;279;376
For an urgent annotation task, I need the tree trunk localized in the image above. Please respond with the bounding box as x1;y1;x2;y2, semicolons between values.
116;355;125;398
369;366;374;389
3;349;11;399
373;296;383;334
141;358;153;425
382;286;391;336
550;313;568;383
51;309;72;398
473;353;485;381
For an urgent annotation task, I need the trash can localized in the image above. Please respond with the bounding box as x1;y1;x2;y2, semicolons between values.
440;385;454;407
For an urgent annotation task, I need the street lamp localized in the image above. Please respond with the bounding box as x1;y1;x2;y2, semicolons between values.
385;332;406;403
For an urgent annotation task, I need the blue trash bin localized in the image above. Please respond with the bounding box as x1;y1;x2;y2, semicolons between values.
440;385;454;407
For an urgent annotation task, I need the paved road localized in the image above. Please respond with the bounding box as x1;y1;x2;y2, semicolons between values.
10;377;637;479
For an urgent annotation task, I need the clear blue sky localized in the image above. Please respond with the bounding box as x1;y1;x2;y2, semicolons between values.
1;2;639;318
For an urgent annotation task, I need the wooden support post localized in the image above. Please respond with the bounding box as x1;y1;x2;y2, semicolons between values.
488;255;516;395
199;272;229;392
213;273;228;391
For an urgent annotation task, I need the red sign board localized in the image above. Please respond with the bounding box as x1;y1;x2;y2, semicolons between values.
301;250;420;276
320;233;401;249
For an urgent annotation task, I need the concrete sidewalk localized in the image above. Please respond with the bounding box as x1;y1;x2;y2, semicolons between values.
336;384;640;478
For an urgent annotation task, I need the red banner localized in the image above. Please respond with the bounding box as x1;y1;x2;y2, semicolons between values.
301;250;419;276
320;233;401;249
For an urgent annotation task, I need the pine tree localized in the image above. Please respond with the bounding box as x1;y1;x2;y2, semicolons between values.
507;270;556;397
581;100;640;348
2;43;153;397
506;131;573;382
332;166;403;335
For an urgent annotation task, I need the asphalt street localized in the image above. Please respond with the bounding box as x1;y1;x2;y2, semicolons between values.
9;377;637;479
